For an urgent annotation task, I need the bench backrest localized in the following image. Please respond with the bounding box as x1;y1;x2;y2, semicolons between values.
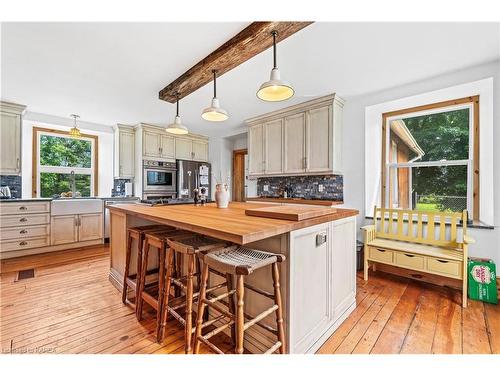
373;207;468;249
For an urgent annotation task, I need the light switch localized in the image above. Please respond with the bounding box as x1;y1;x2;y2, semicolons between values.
263;185;269;192
318;184;324;192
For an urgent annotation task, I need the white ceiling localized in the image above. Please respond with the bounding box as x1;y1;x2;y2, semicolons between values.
2;22;499;137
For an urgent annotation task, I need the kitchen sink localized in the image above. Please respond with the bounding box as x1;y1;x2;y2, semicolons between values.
51;198;103;216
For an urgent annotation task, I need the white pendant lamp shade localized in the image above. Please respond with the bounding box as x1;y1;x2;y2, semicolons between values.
257;30;294;102
202;70;229;122
166;93;189;135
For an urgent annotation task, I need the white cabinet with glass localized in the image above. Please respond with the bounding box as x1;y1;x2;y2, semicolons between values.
0;101;26;175
114;124;135;178
246;94;344;177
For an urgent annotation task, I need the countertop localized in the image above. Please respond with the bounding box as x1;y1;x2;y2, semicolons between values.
108;201;358;245
245;197;343;207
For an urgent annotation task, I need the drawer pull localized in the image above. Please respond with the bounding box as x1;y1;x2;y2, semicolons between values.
19;241;27;246
19;206;27;211
404;254;415;258
20;229;28;234
377;249;386;252
437;259;449;263
20;217;28;222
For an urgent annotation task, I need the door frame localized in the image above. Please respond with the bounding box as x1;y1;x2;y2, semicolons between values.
232;149;247;202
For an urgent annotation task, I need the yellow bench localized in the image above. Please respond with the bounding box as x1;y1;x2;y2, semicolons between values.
362;207;475;307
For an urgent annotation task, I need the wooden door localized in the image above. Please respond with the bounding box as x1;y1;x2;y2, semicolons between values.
232;149;247;202
0;112;21;174
248;124;264;175
51;215;78;245
78;213;103;242
289;222;333;353
192;140;208;161
160;134;175;159
119;130;135;177
331;216;356;322
284;113;306;174
264;119;283;174
175;137;193;160
306;105;332;173
143;130;161;158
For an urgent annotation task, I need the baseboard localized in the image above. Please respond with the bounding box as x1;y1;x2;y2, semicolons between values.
0;239;104;260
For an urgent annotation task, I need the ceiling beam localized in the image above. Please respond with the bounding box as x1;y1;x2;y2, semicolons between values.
158;21;313;103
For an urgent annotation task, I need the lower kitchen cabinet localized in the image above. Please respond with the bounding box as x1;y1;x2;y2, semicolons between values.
51;213;103;245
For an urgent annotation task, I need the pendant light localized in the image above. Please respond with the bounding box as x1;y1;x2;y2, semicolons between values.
69;114;81;138
166;93;189;135
202;70;229;122
257;30;294;102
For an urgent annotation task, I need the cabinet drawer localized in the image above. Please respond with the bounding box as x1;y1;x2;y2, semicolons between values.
395;252;425;271
0;202;50;215
369;247;393;263
0;225;50;240
427;258;462;279
0;236;50;252
0;213;50;228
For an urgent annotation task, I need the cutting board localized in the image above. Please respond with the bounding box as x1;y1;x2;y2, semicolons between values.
245;205;336;221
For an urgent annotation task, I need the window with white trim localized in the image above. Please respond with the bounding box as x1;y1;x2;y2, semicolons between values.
33;128;98;197
382;96;479;220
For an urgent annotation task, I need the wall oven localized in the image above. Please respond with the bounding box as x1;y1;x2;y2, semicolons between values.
143;160;177;194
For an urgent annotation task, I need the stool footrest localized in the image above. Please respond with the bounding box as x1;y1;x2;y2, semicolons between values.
203;299;235;320
244;305;278;331
264;341;282;354
208;290;235;304
198;336;225;354
202;321;234;340
244;283;274;299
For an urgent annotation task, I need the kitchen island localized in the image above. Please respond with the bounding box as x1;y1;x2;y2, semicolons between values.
108;202;358;354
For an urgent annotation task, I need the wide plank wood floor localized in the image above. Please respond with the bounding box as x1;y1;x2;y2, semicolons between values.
1;245;499;354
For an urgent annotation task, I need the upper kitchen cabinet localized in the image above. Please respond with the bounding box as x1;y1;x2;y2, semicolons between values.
0;101;26;175
114;124;135;178
246;94;344;177
175;135;209;162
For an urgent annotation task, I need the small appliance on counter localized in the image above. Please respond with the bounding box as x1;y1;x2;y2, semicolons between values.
124;182;133;197
0;186;12;199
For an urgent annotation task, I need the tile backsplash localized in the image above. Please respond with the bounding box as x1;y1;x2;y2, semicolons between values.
112;178;132;196
256;175;343;201
0;175;22;198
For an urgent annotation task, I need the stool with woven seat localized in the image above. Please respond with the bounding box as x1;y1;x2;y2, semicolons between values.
161;235;231;353
193;245;286;354
121;225;174;309
136;229;194;342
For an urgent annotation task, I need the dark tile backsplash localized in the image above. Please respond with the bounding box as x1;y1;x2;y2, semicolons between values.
256;175;343;201
112;178;132;196
0;175;22;198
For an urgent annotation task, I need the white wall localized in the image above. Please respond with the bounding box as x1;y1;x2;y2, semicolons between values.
225;132;257;198
208;136;232;201
341;60;500;264
21;112;114;198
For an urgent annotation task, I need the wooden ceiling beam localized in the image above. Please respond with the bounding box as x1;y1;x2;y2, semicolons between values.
158;21;313;103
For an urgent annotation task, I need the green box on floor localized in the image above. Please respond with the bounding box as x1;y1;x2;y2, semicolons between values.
468;257;498;304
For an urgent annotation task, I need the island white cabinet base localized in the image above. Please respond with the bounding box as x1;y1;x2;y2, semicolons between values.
108;206;357;354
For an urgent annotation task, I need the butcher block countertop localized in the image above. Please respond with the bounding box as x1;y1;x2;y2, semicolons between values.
108;202;358;245
245;197;343;206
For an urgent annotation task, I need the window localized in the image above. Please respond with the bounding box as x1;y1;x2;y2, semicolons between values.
381;96;479;220
33;127;98;197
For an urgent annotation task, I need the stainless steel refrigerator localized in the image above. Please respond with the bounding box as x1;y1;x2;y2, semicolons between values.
176;160;211;200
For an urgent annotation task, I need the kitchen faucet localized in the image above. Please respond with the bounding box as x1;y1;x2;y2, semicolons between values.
70;170;76;198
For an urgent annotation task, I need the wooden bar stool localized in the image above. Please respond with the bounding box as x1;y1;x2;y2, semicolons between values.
121;225;174;308
136;229;193;342
162;235;230;353
193;246;286;354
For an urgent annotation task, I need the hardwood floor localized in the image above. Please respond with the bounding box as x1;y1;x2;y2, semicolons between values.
1;245;499;354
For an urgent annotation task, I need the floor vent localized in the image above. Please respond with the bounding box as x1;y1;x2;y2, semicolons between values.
17;268;35;281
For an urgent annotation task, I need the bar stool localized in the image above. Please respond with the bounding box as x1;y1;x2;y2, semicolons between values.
121;225;174;308
193;246;286;354
136;229;193;342
162;235;231;353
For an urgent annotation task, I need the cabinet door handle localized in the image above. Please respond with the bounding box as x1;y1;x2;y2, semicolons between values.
19;206;27;211
20;229;28;234
404;254;415;258
437;259;448;263
19;241;27;246
377;249;386;252
17;158;20;169
20;217;28;222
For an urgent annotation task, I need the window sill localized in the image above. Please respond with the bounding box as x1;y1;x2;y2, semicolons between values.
364;216;495;230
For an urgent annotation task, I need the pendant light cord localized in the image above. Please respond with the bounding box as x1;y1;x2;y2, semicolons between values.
212;70;217;99
176;93;180;116
272;30;278;69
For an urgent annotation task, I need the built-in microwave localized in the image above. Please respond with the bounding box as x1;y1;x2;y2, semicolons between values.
143;160;177;193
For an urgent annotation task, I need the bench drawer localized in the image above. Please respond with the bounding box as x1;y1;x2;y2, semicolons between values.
395;252;425;271
369;248;393;264
427;258;462;279
0;213;50;228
